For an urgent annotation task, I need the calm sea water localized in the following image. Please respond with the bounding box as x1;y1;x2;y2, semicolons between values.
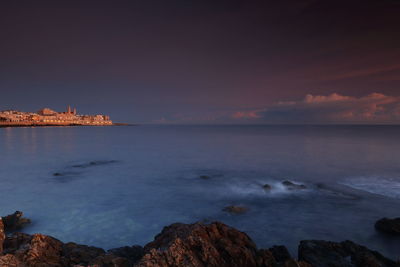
1;125;400;259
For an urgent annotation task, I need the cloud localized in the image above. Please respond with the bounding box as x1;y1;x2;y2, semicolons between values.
232;111;261;119
303;93;352;103
232;93;400;124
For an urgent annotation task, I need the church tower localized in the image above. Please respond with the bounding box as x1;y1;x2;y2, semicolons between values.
67;106;71;114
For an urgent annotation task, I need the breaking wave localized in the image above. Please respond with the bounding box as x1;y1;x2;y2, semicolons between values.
225;180;310;197
340;176;400;199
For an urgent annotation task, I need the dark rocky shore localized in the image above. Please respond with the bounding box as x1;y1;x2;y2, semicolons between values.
0;211;399;267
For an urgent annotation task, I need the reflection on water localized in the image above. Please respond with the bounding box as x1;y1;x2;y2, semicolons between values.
0;125;400;259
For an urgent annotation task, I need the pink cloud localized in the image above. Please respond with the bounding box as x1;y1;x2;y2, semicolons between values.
232;111;261;119
233;93;400;124
304;93;352;103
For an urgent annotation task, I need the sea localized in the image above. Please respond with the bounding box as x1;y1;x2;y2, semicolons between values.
0;125;399;260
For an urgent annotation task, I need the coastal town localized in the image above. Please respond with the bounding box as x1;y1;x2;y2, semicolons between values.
0;106;113;127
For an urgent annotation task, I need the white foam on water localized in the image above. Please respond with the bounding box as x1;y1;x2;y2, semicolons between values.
2;125;400;260
340;176;400;199
226;180;310;197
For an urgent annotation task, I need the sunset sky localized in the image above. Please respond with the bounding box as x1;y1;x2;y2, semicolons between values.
1;0;399;123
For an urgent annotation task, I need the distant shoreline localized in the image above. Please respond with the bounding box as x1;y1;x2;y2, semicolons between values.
0;122;133;128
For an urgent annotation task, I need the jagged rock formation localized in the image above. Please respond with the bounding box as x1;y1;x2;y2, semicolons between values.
135;222;309;267
298;240;399;267
0;219;309;267
375;217;400;235
0;231;139;267
136;222;263;267
0;212;398;266
1;211;31;232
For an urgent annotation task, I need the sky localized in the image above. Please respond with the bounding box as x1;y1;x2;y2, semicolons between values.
0;0;399;124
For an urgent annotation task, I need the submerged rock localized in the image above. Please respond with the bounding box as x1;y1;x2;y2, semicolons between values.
298;240;399;267
282;180;306;190
1;211;31;232
262;184;272;191
199;175;211;180
72;160;118;168
222;205;249;214
375;217;400;235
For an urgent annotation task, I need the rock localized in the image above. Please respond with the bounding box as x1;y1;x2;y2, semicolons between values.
3;232;131;267
1;211;31;232
266;245;312;267
262;184;272;191
61;242;105;266
72;160;118;168
298;240;399;267
222;205;249;214
135;222;275;267
53;172;63;176
286;259;312;267
135;221;277;267
255;249;277;266
108;245;144;265
135;221;310;267
375;217;400;235
199;175;211;180
268;245;292;263
0;219;5;254
0;215;397;267
21;234;64;267
3;232;63;266
282;181;306;190
3;232;33;254
87;254;130;267
0;254;21;267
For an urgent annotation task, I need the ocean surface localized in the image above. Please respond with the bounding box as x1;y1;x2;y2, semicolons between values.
1;125;400;259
